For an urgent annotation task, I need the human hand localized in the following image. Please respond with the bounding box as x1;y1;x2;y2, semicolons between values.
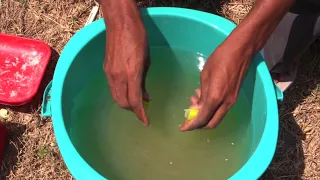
103;21;151;126
180;43;253;131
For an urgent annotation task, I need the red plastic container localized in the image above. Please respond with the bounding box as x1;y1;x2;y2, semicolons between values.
0;122;7;164
0;33;51;106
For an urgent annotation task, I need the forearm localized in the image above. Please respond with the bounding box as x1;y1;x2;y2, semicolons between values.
100;0;144;32
221;0;296;57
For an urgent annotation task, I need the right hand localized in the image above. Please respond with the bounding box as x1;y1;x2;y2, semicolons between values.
103;21;151;126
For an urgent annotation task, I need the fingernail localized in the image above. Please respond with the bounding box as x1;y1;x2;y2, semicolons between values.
179;125;188;132
143;121;149;126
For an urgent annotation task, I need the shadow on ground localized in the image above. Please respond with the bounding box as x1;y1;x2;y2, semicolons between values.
261;41;320;179
137;0;224;14
0;48;60;179
0;122;26;179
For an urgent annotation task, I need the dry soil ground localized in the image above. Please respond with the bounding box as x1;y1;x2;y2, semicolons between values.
0;0;319;179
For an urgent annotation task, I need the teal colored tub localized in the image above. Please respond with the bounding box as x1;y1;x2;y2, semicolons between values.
42;7;283;180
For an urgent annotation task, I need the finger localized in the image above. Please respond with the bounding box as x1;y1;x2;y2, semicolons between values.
180;78;211;131
105;74;120;104
195;89;201;98
130;98;149;126
104;63;131;109
105;67;131;110
132;105;149;126
204;104;229;129
115;82;131;110
190;96;199;105
128;77;149;126
180;101;222;132
198;73;209;103
180;72;213;131
107;82;119;102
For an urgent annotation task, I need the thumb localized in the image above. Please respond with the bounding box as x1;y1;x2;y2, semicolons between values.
180;102;206;132
180;86;207;131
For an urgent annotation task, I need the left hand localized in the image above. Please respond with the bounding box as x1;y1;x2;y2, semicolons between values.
180;43;253;131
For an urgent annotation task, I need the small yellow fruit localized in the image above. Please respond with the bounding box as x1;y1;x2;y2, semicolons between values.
184;109;199;121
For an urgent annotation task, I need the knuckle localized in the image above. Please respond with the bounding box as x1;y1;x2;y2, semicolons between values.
199;120;208;127
196;118;208;128
129;99;140;110
104;66;124;79
127;69;139;78
118;102;130;109
197;122;208;129
225;96;237;108
109;69;123;78
208;93;221;103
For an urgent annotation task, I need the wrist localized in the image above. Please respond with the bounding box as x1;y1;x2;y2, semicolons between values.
220;31;257;63
220;0;295;58
101;0;144;31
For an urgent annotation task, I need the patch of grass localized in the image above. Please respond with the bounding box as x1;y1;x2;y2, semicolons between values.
72;16;78;25
18;0;26;5
38;146;50;159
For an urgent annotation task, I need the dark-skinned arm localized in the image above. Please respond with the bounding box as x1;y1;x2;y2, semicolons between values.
223;0;296;58
100;0;151;126
100;0;145;33
181;0;296;131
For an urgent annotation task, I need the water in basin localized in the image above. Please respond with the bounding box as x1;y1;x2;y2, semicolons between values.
69;47;253;180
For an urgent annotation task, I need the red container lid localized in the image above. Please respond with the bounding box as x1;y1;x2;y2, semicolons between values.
0;33;51;106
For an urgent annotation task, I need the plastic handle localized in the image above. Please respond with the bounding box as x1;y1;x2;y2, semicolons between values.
41;81;53;117
273;82;284;101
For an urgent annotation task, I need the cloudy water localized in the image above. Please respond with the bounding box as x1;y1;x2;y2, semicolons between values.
70;47;253;180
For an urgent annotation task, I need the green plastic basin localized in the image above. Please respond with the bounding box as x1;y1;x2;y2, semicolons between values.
41;7;283;180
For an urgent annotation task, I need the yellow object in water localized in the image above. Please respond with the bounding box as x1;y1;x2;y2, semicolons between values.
143;101;150;110
184;109;199;121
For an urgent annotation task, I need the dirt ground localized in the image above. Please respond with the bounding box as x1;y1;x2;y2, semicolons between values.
0;0;319;179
